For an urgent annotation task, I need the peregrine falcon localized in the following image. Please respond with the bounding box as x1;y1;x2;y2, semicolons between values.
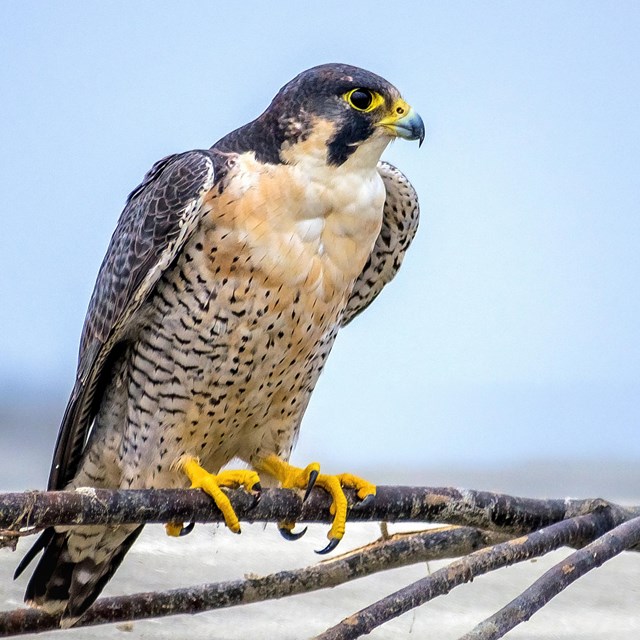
15;63;424;622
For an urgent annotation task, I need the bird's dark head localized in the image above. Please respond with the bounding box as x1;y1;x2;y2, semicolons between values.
214;63;425;167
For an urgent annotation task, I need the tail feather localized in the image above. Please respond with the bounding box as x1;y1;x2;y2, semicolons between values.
14;528;55;580
18;525;143;622
24;530;72;607
66;527;143;618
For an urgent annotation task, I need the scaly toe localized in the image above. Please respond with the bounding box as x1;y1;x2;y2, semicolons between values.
216;469;262;493
180;457;250;534
337;473;377;502
255;456;322;538
313;471;377;551
165;522;185;537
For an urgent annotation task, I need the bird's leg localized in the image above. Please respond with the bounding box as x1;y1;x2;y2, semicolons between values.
256;454;376;552
165;456;261;537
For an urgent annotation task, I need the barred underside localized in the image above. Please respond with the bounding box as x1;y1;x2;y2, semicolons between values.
18;67;421;624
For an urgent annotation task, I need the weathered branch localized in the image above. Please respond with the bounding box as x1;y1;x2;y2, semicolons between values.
311;508;623;640
2;487;638;638
458;515;640;640
0;525;506;636
1;486;637;535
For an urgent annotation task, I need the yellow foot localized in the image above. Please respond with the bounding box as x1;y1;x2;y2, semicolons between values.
166;521;184;537
313;472;376;554
256;455;376;553
165;520;195;537
256;455;320;540
166;457;261;536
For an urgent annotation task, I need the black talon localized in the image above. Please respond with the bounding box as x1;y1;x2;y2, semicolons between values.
179;521;195;537
303;469;319;502
353;494;375;509
279;525;308;541
250;483;262;508
315;537;340;555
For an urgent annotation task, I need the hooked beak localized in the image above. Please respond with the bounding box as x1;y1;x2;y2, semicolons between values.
378;100;425;146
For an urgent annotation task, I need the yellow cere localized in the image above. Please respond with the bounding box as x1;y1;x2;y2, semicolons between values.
390;98;411;118
377;98;413;127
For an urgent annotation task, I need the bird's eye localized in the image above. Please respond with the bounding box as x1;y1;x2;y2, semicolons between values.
344;88;383;112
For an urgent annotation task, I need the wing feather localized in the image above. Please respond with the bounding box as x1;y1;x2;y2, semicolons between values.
341;161;420;325
48;150;216;489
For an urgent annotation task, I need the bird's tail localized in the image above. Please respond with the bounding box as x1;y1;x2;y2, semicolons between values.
15;524;142;625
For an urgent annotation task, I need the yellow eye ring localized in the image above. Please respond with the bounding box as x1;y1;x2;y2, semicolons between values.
344;88;385;113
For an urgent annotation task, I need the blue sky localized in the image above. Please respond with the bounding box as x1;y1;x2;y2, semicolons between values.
1;1;639;472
